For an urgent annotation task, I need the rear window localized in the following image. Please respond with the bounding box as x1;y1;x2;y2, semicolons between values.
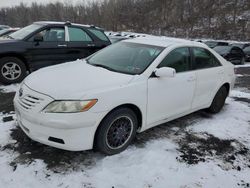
68;27;92;42
88;28;109;42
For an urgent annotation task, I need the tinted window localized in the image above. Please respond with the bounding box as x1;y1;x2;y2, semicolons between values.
88;28;109;41
87;42;163;75
158;47;191;73
68;27;92;42
30;27;65;42
193;47;221;69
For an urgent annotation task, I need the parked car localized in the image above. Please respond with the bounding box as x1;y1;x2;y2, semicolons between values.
14;37;236;155
0;21;111;84
109;36;128;44
231;42;250;49
0;28;19;37
213;46;245;65
243;46;250;62
0;25;10;30
204;41;229;48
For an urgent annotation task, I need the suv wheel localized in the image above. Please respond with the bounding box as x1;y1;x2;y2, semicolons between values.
0;57;27;84
207;86;228;114
95;108;138;155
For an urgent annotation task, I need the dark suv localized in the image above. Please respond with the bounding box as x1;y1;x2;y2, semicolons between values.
0;21;111;84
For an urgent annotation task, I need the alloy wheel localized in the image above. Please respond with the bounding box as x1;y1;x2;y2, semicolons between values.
1;62;22;80
106;116;133;150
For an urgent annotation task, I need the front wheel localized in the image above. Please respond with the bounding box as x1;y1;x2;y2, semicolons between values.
0;57;27;84
207;86;228;114
95;108;138;155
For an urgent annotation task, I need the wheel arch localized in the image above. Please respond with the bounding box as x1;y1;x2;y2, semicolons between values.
0;53;30;72
93;103;143;147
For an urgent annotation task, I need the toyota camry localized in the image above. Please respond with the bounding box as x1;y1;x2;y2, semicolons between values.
14;37;236;155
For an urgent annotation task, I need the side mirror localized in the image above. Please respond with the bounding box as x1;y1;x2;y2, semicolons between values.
34;35;43;42
154;67;176;78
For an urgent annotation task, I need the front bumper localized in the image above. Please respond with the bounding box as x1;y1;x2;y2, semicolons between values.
14;85;107;151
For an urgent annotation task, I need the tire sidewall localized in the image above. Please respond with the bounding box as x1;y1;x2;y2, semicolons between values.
208;86;227;113
0;57;27;84
95;108;138;155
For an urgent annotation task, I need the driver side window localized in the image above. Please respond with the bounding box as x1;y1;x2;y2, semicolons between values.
30;27;65;42
158;47;191;73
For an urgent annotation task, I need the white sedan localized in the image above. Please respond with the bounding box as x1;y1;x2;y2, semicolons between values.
14;37;236;155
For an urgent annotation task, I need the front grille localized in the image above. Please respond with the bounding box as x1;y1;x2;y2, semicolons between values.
18;94;44;110
16;84;53;112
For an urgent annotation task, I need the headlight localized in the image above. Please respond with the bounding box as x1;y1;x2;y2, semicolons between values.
44;99;97;113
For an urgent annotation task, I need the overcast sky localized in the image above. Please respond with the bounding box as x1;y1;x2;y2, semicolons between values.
0;0;95;8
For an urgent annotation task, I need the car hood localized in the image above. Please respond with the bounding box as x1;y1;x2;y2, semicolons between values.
24;59;135;99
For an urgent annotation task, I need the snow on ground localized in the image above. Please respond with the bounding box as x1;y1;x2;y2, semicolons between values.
0;88;250;188
0;84;19;93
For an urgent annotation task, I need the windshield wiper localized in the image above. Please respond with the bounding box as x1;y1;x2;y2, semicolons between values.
5;35;14;39
91;63;117;72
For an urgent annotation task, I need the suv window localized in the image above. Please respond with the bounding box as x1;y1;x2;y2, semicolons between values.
30;27;65;42
68;27;92;42
88;28;109;42
192;47;221;69
158;47;191;73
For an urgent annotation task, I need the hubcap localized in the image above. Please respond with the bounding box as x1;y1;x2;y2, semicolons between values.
106;116;133;150
1;62;22;80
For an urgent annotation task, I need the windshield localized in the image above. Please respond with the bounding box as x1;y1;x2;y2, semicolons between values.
204;41;217;48
87;42;164;75
214;46;231;55
9;24;42;40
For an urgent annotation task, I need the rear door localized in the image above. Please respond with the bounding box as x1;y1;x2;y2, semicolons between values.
66;26;97;61
191;47;224;109
28;26;68;70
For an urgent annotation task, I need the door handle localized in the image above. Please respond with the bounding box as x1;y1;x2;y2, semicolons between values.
87;44;95;47
58;44;67;47
218;71;224;75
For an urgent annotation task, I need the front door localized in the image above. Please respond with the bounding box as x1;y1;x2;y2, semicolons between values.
28;26;68;70
147;47;196;126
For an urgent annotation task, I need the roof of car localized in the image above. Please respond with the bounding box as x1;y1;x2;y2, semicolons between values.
34;21;100;29
125;36;207;48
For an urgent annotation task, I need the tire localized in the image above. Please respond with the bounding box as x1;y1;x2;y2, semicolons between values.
95;108;138;155
207;86;228;114
0;57;27;84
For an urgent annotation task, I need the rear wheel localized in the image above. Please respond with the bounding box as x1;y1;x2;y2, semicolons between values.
207;86;228;114
0;57;27;84
95;108;138;155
